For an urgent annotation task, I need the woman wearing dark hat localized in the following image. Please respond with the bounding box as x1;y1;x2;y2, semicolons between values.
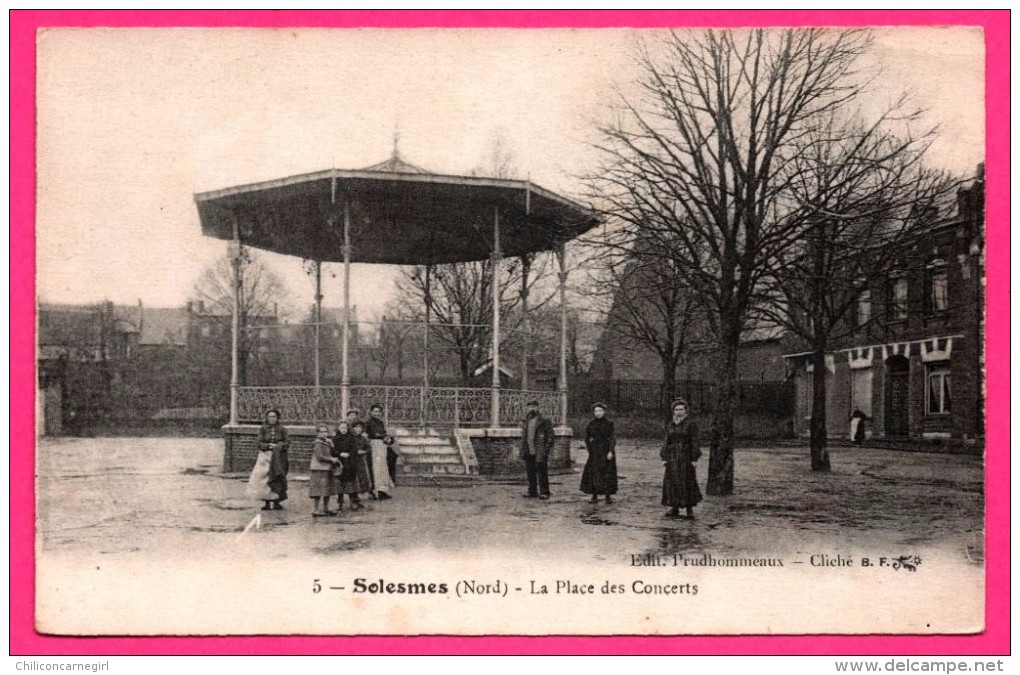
580;402;618;504
661;398;702;519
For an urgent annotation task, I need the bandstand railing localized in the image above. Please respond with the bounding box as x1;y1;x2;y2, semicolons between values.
236;385;563;428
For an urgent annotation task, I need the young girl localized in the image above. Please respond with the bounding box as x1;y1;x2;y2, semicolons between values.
334;420;372;511
308;424;341;516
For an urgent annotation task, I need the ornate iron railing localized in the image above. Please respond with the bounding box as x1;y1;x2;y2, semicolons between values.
236;385;563;427
502;389;562;425
237;386;343;424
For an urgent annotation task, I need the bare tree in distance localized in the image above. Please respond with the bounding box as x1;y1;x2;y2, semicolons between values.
193;247;292;386
370;302;419;382
587;27;921;494
393;257;557;384
393;130;559;386
587;237;712;405
470;129;519;179
756;114;959;471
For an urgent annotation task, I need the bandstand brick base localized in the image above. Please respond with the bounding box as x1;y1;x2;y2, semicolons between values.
222;424;320;473
455;427;573;475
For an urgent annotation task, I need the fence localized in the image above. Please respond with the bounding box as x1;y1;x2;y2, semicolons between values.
236;385;563;427
570;378;794;417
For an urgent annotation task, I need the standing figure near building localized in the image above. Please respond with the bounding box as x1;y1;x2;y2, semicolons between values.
849;409;870;445
521;399;556;500
257;409;290;510
661;399;702;519
334;420;371;511
580;402;618;504
309;424;341;516
365;404;396;499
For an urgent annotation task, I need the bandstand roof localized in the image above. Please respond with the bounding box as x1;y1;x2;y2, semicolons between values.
194;157;600;265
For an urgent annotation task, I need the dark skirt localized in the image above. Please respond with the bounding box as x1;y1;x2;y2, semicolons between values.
267;448;289;502
580;454;618;495
661;459;702;508
341;454;373;495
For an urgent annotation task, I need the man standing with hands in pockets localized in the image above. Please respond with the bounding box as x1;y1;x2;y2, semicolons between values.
521;399;556;500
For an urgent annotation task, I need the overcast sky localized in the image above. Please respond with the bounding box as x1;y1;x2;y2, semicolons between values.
36;27;984;318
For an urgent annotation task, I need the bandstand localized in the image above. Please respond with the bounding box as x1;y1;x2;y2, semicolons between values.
194;154;600;479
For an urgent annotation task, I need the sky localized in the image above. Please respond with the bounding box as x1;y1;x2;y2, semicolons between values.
36;27;985;319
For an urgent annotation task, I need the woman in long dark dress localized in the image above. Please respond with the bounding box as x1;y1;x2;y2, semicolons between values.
661;399;702;519
257;409;290;510
580;403;618;504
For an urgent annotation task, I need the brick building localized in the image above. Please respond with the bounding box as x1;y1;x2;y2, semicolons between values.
783;169;985;444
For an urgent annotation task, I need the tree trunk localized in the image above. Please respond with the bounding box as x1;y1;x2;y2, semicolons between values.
662;355;678;408
706;337;737;496
810;345;831;472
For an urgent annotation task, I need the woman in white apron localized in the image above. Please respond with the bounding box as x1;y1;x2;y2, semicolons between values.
365;404;397;499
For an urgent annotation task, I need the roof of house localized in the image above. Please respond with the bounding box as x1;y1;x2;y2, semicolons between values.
139;307;189;346
472;359;515;378
318;306;360;324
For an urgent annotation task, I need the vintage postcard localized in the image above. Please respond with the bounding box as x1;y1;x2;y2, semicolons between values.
23;14;1003;645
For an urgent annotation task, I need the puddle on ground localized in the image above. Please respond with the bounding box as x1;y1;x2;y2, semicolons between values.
204;502;252;511
312;539;372;555
581;516;617;526
180;467;212;476
188;525;238;533
655;526;710;554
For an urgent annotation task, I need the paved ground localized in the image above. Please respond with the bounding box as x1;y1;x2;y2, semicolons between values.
37;436;984;563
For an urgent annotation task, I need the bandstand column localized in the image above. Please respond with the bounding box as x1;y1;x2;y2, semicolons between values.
490;206;502;428
340;201;352;416
229;218;241;426
421;264;432;429
558;243;569;426
314;260;322;390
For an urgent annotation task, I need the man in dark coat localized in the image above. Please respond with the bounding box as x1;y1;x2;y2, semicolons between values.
520;400;556;500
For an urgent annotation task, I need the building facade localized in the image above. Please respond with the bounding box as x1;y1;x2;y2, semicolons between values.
784;170;985;445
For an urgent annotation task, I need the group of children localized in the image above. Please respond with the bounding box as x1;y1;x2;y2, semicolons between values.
308;405;398;517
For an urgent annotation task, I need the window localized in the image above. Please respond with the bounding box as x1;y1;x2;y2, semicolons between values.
926;364;951;415
201;324;211;338
857;289;871;327
926;259;949;313
890;276;908;320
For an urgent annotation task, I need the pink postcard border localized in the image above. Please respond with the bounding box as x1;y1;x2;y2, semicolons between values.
11;10;1009;656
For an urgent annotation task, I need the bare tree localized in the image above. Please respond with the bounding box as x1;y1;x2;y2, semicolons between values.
589;28;886;495
590;238;710;403
193;248;291;385
757;114;956;471
393;131;557;385
470;128;519;179
370;303;419;382
394;258;554;384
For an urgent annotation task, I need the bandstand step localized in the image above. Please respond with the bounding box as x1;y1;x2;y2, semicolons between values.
401;463;470;476
399;454;465;464
389;429;479;479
